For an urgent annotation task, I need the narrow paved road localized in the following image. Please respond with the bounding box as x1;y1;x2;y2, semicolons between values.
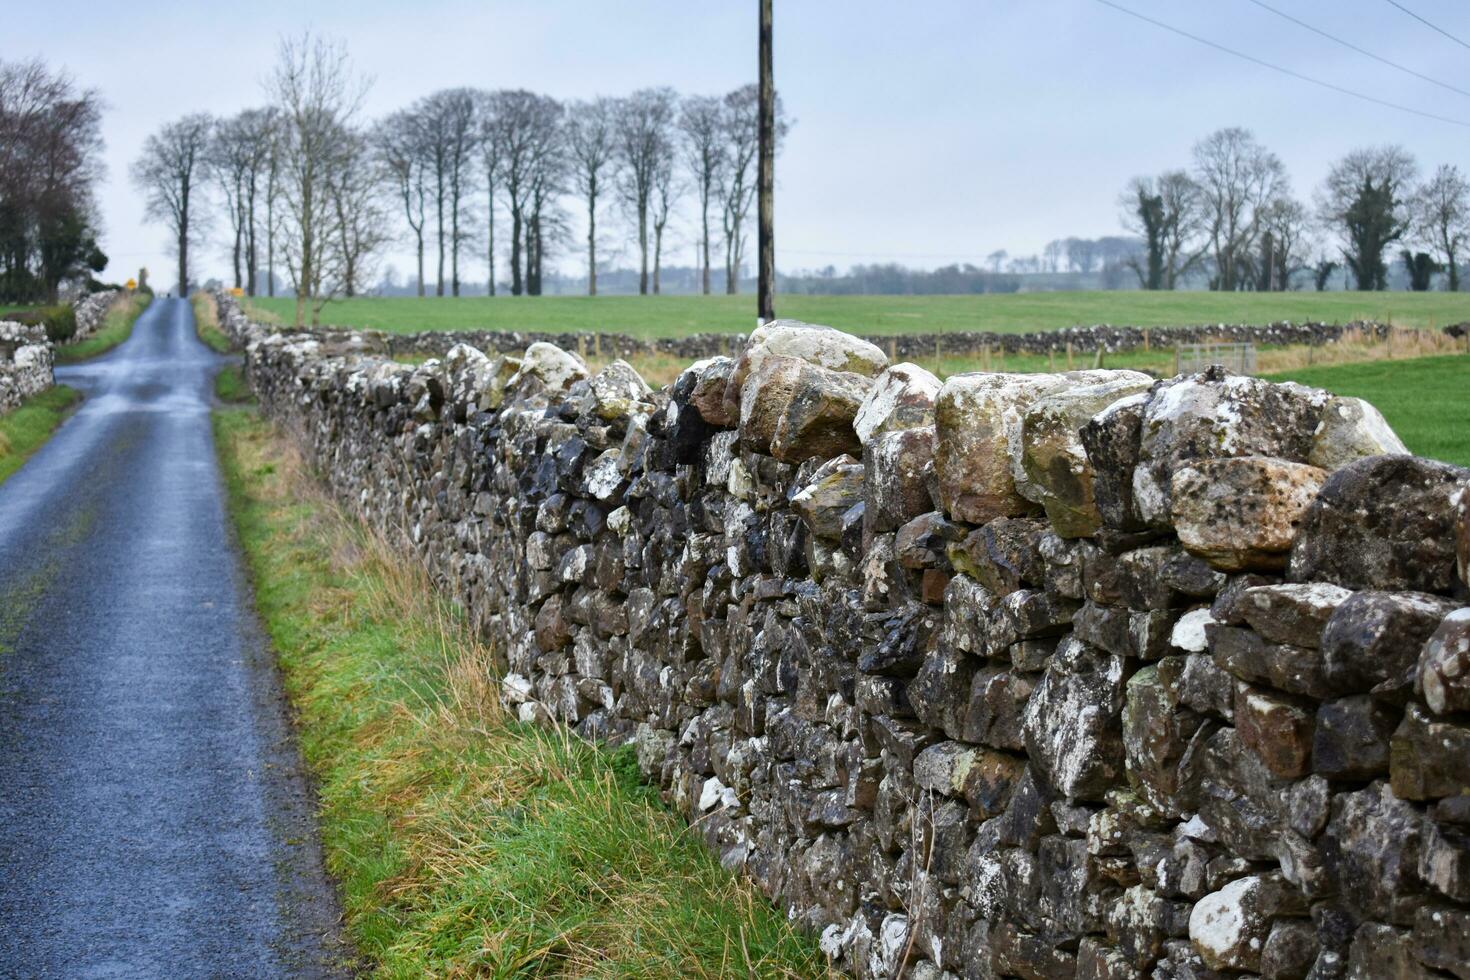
0;299;350;978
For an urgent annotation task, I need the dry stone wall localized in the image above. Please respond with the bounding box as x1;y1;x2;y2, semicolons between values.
299;318;1392;364
0;322;54;413
70;289;120;342
218;292;1470;980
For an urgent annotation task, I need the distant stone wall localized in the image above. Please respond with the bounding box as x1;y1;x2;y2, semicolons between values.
219;291;1470;980
0;322;54;414
296;317;1392;364
71;289;120;341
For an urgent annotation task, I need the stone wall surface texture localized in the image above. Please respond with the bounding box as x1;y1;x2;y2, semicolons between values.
216;292;1470;980
0;322;54;413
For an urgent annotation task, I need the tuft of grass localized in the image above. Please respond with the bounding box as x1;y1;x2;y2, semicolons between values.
54;293;150;363
191;291;233;353
213;407;828;979
0;385;81;486
1266;353;1470;468
214;364;253;403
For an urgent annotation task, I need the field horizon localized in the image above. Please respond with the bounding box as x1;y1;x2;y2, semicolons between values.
243;290;1470;339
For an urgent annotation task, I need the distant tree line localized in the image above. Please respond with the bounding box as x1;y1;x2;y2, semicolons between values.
0;58;108;304
779;263;1022;295
132;34;789;324
1118;127;1468;292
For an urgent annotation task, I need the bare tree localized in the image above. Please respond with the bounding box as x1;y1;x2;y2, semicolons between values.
1412;163;1469;291
1253;195;1310;291
678;95;724;295
485;89;561;296
1121;170;1203;289
476;91;503;296
1041;239;1064;273
328;126;388;297
1192;127;1286;291
565;98;617;296
133;112;214;296
1065;237;1098;274
209;109;275;293
269;33;369;326
716;84;759;294
1317;145;1417;290
614;88;677;295
375;109;429;295
650;146;678;294
411;89;479;296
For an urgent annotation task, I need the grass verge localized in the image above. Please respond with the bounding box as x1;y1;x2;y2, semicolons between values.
1266;353;1470;468
214;407;827;978
214;364;252;403
54;293;150;363
192;291;233;353
0;385;80;486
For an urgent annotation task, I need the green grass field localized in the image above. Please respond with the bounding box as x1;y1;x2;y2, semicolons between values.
1266;354;1470;467
245;291;1470;339
214;407;826;977
0;386;80;487
54;293;150;363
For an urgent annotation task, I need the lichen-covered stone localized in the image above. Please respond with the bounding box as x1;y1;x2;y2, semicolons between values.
1018;374;1154;538
1235;684;1315;779
1313;696;1397;781
1239;583;1352;648
864;426;937;537
854;362;941;445
1023;636;1126;801
790;455;863;541
729;319;888;397
770;363;873;463
1170;457;1327;572
1321;781;1424;924
1289;455;1470;593
509;340;589;391
1390;702;1470;801
1308;395;1409;469
935;373;1068;525
1134;371;1326;528
1418;608;1470;716
1322;591;1459;696
1187;875;1274;972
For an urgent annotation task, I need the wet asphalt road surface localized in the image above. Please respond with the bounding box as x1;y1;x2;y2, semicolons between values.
0;299;351;978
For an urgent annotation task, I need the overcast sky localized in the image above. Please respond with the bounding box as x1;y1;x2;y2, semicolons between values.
10;0;1470;286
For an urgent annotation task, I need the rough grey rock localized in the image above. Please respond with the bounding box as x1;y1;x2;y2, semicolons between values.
1170;458;1327;572
1289;455;1470;593
1019;373;1154;538
1418;608;1470;716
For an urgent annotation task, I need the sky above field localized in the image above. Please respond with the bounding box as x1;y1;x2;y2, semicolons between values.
11;0;1470;287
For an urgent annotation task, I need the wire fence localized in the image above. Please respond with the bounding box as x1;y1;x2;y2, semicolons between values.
1174;341;1257;376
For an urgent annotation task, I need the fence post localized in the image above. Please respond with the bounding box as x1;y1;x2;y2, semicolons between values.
935;336;942;375
1048;346;1055;372
1066;340;1073;369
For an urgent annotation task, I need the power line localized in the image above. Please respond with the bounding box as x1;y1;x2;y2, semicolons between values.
1245;0;1470;99
1384;0;1470;51
1095;0;1470;129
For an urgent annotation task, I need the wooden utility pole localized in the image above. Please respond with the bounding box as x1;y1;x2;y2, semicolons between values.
757;0;775;324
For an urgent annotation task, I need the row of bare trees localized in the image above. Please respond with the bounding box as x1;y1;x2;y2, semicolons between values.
132;36;381;324
0;58;107;303
1120;128;1468;292
132;34;786;321
373;83;780;299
